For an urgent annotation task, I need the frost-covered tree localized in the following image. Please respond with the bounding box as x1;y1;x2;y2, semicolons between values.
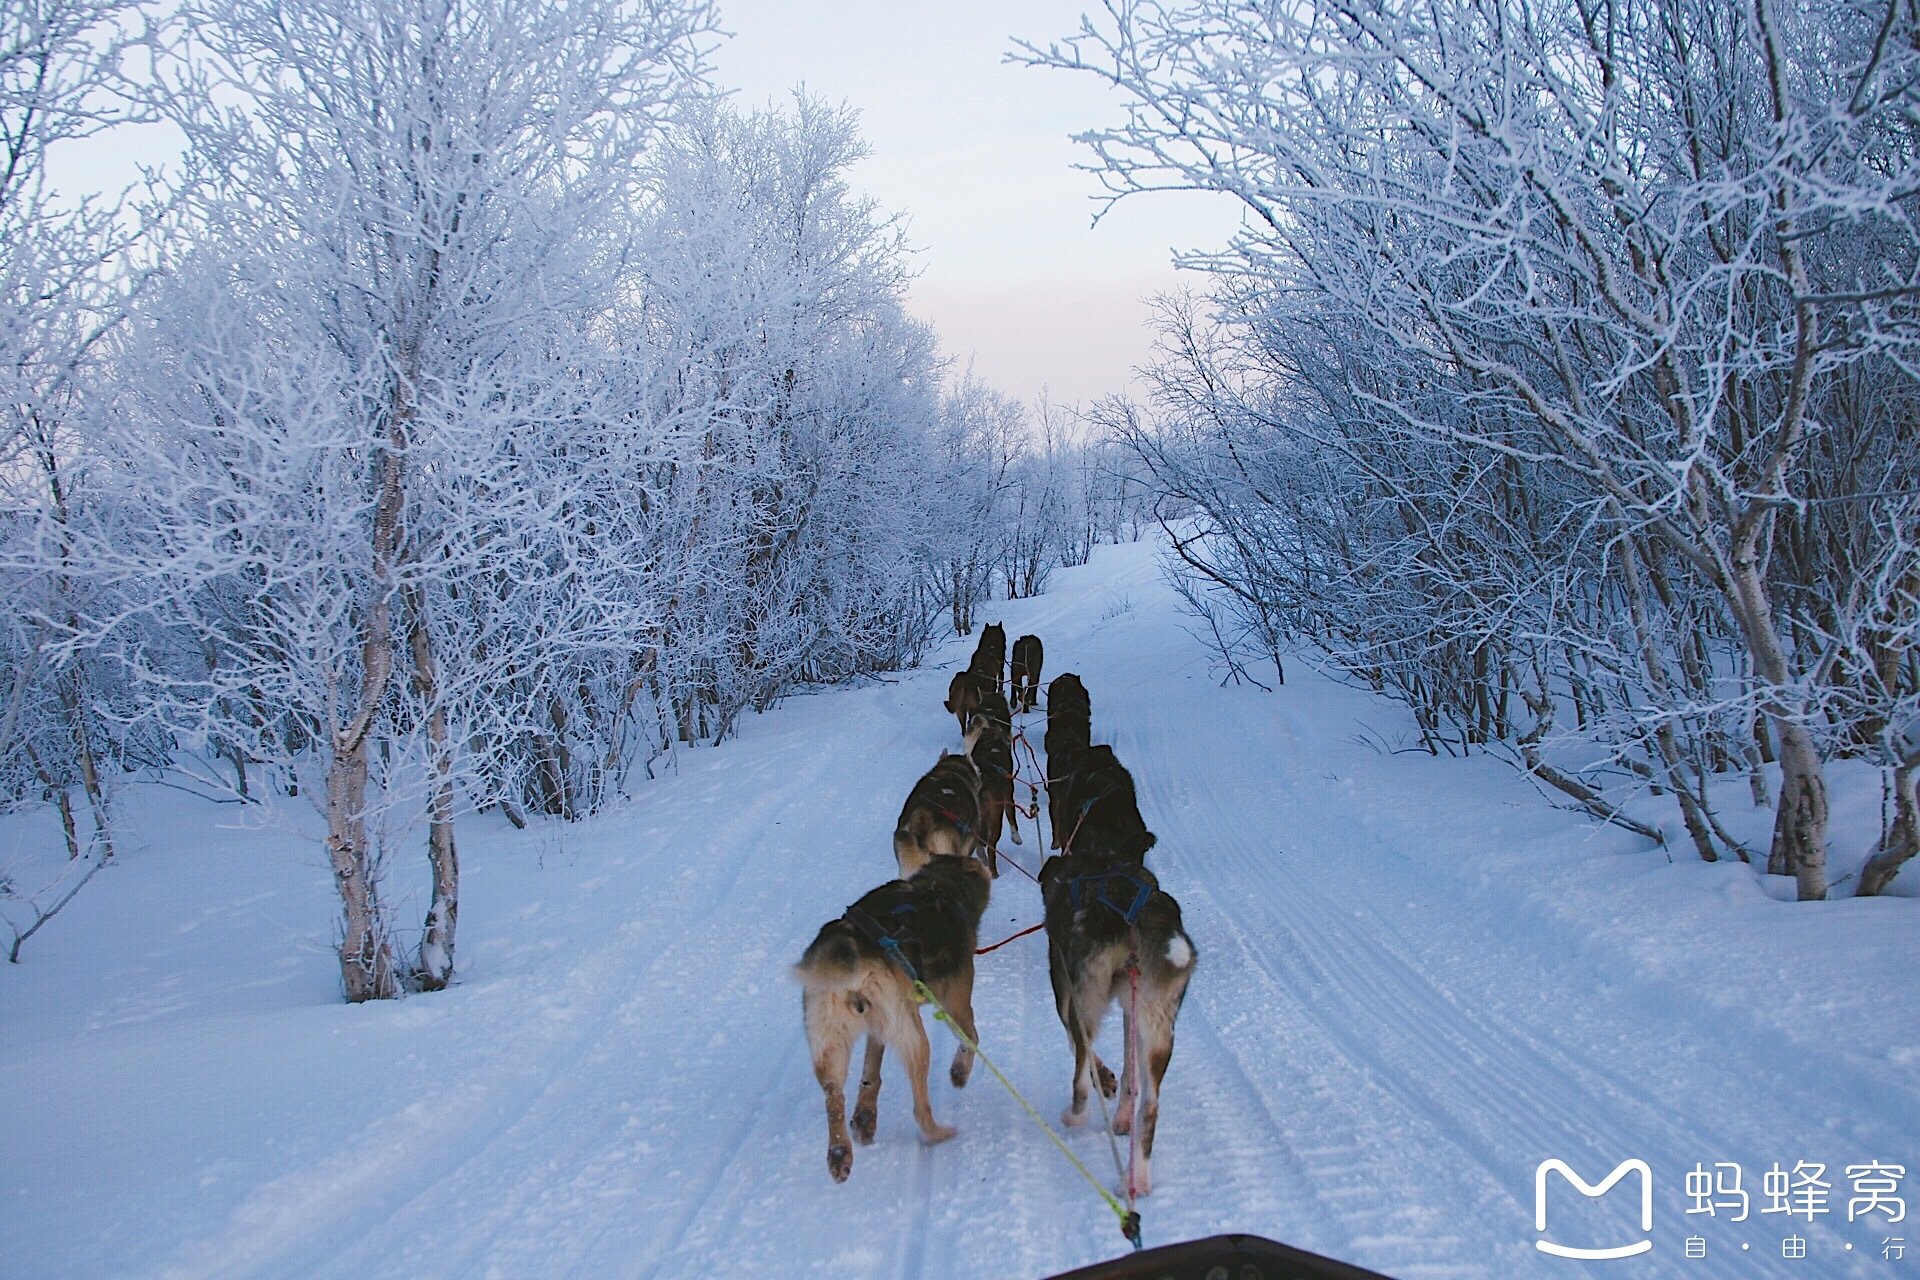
925;372;1023;635
1025;0;1920;898
87;0;715;998
627;94;947;736
0;0;160;957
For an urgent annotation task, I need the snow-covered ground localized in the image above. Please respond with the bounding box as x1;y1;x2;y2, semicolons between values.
4;536;1916;1280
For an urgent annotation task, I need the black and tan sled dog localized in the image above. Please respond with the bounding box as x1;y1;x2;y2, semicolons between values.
794;855;993;1182
1009;633;1044;713
1039;849;1195;1196
965;689;1021;876
1045;673;1093;848
893;729;985;878
968;621;1006;689
944;668;989;732
1055;742;1154;862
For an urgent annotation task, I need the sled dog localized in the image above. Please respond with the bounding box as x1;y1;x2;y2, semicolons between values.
795;855;993;1182
1039;851;1195;1196
968;622;1007;689
1009;633;1044;713
1047;671;1091;723
966;700;1022;877
1057;743;1155;862
1044;674;1094;847
944;669;989;732
892;733;986;878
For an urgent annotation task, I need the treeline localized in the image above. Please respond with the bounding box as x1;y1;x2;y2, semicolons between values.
0;0;1145;993
1029;0;1920;898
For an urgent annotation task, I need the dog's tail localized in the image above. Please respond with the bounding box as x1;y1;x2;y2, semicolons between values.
892;821;920;873
794;919;867;989
1140;893;1198;980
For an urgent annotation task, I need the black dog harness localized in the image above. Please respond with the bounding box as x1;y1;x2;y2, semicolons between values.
1068;870;1153;925
846;902;915;947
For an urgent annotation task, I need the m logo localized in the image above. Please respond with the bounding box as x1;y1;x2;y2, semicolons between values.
1535;1159;1654;1259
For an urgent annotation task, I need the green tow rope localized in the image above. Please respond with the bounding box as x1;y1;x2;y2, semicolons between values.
876;930;1143;1251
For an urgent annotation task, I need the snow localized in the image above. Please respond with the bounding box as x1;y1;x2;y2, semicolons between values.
4;534;1916;1279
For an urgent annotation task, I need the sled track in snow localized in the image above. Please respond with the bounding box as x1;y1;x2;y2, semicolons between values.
24;539;1902;1280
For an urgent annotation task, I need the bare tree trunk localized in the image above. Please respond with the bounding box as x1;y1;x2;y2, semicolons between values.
1856;759;1919;897
60;667;116;863
1516;670;1666;844
327;735;392;998
55;788;79;860
1618;535;1720;861
407;584;459;991
324;729;398;1001
326;381;408;1002
34;442;118;864
1728;544;1829;900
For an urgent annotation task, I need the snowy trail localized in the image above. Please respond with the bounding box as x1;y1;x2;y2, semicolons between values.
6;535;1916;1280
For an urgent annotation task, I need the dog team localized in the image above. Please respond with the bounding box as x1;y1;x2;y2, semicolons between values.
793;622;1199;1194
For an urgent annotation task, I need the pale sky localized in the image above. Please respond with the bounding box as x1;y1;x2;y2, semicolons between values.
708;0;1244;409
52;1;1244;411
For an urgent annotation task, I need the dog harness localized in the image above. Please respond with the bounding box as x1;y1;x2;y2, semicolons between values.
1077;781;1124;817
932;805;973;837
845;902;914;945
1067;870;1154;925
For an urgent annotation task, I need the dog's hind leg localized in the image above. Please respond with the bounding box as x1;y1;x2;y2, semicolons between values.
1124;993;1182;1196
850;1036;884;1146
883;989;956;1145
1060;990;1112;1128
1047;943;1117;1103
804;991;858;1183
976;801;1002;879
1112;996;1138;1139
939;962;979;1088
1047;785;1070;849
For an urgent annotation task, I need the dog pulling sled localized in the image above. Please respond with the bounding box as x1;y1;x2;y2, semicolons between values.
1043;1232;1394;1280
807;651;1397;1280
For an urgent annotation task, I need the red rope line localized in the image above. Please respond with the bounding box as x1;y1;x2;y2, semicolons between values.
1008;730;1049;817
994;844;1040;883
1061;805;1092;856
975;921;1044;955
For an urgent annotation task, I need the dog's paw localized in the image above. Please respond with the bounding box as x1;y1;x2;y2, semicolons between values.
950;1057;974;1089
851;1106;877;1145
1062;1105;1087;1128
828;1145;852;1183
1111;1108;1133;1137
920;1121;957;1145
1096;1063;1118;1098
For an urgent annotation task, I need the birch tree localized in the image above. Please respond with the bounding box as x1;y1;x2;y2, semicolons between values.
94;0;714;998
